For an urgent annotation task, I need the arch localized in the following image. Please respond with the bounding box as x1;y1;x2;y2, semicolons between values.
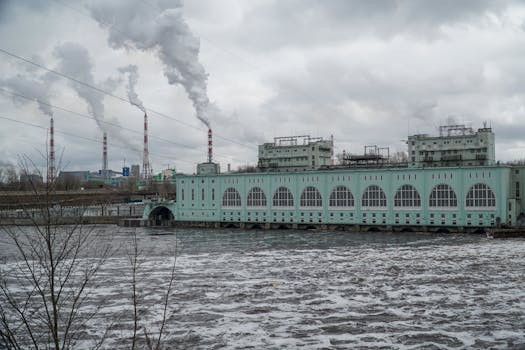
466;183;496;208
300;186;323;208
473;228;487;235
329;185;355;208
367;226;381;232
394;184;421;208
272;187;294;207
249;223;263;230
246;187;267;207
400;227;415;233
222;187;241;207
429;184;457;208
148;206;174;226
361;185;387;208
436;228;451;234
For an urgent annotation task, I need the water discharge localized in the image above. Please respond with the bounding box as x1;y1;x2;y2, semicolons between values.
1;227;524;349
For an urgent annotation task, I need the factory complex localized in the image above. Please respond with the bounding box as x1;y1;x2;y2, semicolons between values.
143;124;525;231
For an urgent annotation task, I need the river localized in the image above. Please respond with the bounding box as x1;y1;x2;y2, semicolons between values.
1;226;524;349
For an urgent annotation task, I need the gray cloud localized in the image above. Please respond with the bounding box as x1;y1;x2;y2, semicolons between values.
233;0;516;50
0;73;55;116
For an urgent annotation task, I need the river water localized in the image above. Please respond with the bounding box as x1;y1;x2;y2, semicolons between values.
1;226;525;349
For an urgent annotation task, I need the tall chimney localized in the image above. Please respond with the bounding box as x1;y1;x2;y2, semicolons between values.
142;112;151;179
208;128;213;163
48;117;55;182
103;132;108;178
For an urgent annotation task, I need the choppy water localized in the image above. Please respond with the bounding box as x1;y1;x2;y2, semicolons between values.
1;226;525;349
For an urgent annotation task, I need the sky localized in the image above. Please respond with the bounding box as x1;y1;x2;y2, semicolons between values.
1;0;525;176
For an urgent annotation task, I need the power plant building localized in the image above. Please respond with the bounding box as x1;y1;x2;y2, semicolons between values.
143;124;525;230
258;135;332;172
408;124;495;168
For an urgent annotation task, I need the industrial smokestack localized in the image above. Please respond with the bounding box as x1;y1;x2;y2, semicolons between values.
48;117;55;182
103;132;108;178
142;112;151;179
208;128;213;163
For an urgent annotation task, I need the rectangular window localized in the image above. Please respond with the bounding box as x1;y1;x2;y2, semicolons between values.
517;182;520;198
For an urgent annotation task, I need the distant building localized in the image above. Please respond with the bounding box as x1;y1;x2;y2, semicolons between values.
20;173;43;183
131;164;140;178
258;135;332;172
161;168;176;180
408;124;495;168
58;171;91;182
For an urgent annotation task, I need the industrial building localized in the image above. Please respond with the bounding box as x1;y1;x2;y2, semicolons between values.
408;124;495;168
143;124;525;230
258;135;333;172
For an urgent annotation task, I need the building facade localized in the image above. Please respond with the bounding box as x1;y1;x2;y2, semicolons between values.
144;165;525;229
258;135;332;172
408;125;495;168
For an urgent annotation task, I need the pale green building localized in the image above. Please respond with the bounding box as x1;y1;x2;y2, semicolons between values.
408;124;495;168
258;135;332;172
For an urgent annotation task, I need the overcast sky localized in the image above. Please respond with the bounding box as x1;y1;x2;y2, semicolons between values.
1;0;525;175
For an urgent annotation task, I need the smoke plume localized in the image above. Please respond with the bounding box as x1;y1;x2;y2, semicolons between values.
0;74;54;116
119;65;145;113
53;42;139;152
89;0;212;127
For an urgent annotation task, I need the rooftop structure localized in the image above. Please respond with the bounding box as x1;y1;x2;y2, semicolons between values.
258;135;332;172
408;124;495;168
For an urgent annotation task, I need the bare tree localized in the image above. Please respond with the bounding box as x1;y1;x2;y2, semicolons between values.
127;230;177;350
0;156;178;349
0;157;113;349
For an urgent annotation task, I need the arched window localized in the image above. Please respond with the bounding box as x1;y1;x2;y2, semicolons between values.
300;186;323;208
272;187;294;207
394;184;421;208
329;186;354;208
222;187;241;207
429;184;457;208
247;187;267;207
466;183;496;208
361;185;387;208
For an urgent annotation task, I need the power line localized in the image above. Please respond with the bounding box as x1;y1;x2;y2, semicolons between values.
0;46;257;151
0;87;251;164
0;115;196;166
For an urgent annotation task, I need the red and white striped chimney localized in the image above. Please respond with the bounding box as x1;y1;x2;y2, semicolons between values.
103;132;108;177
48;117;55;182
142;112;151;178
208;128;213;163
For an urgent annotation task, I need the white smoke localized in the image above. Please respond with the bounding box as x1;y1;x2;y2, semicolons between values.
118;65;145;113
89;0;212;128
53;42;139;152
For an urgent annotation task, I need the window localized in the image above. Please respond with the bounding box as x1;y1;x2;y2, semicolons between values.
272;187;294;207
222;187;241;207
466;183;496;208
328;186;355;208
300;186;323;208
361;185;387;208
247;187;267;207
201;188;205;201
429;184;457;208
394;185;421;208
